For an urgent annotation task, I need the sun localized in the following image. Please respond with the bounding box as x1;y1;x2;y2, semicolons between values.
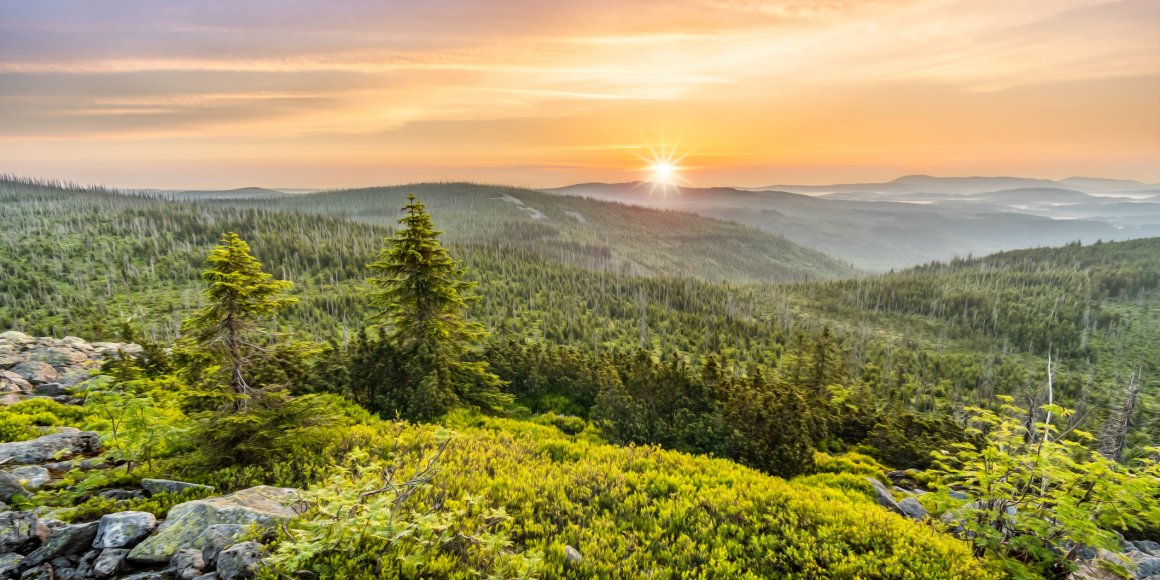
635;139;692;195
650;161;677;185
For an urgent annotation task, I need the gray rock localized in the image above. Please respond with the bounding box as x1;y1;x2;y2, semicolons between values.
0;511;46;553
196;525;246;567
49;556;75;580
94;511;157;549
10;362;60;385
141;480;214;497
23;521;98;567
948;490;968;500
192;574;219;580
19;563;53;580
97;489;146;502
0;472;29;504
897;497;929;520
0;394;22;406
7;466;51;491
129;486;302;564
1135;541;1160;557
0;332;34;345
564;545;582;565
121;571;176;580
216;542;263;580
74;550;99;578
864;477;904;515
0;552;25;577
92;548;130;578
0;431;101;466
172;548;206;580
31;384;67;397
1134;555;1160;578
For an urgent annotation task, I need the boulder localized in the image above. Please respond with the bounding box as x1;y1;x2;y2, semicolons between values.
1133;555;1160;578
564;545;582;566
897;497;929;520
948;490;968;500
864;477;904;516
0;332;34;345
7;466;51;491
23;521;98;567
9;362;60;385
31;384;67;397
0;371;33;392
1134;541;1160;557
216;542;263;580
121;570;177;580
0;511;45;553
94;511;157;549
0;431;101;465
196;525;247;568
0;552;24;577
92;548;130;578
49;556;75;579
129;486;302;564
192;574;219;580
0;472;29;504
173;548;207;580
74;550;99;578
19;563;53;580
141;480;214;497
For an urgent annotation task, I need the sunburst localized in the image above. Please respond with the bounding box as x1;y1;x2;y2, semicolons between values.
634;139;692;196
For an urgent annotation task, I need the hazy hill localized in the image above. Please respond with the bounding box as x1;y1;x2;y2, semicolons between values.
165;186;296;200
546;181;1160;271
221;182;857;283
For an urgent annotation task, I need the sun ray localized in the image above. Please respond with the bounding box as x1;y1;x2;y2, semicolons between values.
632;135;694;197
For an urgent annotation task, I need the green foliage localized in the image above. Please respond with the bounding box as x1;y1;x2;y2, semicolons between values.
930;396;1160;578
366;195;510;419
811;451;889;481
0;399;88;442
81;374;192;472
263;445;541;579
184;232;296;402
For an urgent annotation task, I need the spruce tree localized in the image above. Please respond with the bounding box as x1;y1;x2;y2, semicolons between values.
367;195;509;419
184;232;295;408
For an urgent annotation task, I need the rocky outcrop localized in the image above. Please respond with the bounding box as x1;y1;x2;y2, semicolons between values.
0;429;102;466
0;485;301;579
0;332;140;405
129;486;302;564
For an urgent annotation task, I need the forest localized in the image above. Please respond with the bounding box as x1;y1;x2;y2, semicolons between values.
1;176;1158;579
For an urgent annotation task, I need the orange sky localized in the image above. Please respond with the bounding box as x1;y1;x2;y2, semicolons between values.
1;0;1158;189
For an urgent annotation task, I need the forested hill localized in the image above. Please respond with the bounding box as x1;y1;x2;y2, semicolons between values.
218;182;857;282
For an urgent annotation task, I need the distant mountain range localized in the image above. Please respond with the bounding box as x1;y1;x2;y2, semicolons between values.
544;177;1160;271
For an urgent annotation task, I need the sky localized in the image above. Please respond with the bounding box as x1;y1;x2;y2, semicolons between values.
0;0;1158;189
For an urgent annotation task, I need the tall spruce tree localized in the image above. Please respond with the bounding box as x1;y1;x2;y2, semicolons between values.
367;195;509;419
184;232;295;408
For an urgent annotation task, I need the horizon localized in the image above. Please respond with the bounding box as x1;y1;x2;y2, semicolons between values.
1;1;1158;188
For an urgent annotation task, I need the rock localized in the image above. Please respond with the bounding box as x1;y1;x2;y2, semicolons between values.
216;542;263;580
10;362;60;385
897;497;929;520
19;563;53;580
948;490;968;500
31;384;67;397
7;466;51;491
74;550;99;578
94;511;157;549
97;489;147;502
564;545;582;565
196;525;246;568
1134;555;1160;578
192;574;219;580
120;570;176;580
0;332;34;345
0;552;25;577
129;486;302;564
23;521;99;567
0;511;46;553
172;548;206;580
0;371;33;392
1135;541;1160;557
0;394;21;406
0;431;101;465
141;480;214;497
49;557;75;579
92;548;130;578
0;472;29;504
864;477;905;515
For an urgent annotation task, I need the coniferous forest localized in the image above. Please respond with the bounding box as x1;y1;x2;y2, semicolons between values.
1;176;1158;580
